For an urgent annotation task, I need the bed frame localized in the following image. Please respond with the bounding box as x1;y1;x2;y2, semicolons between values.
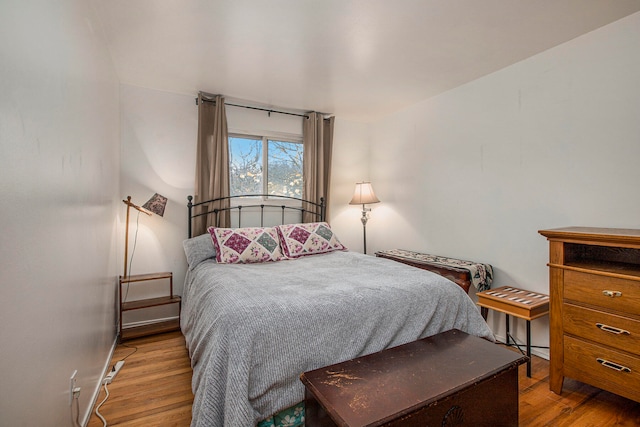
187;194;325;238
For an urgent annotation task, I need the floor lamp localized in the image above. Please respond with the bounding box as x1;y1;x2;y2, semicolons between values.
122;193;167;278
349;182;380;254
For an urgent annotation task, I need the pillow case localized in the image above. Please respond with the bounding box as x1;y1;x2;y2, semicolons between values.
183;233;216;268
276;222;346;258
208;226;285;264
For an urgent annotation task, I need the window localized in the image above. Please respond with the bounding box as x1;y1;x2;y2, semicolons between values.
229;135;303;198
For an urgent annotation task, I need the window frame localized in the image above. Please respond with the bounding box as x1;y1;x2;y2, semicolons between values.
228;132;304;203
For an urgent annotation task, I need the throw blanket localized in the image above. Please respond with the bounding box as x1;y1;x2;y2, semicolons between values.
375;249;494;292
181;251;494;427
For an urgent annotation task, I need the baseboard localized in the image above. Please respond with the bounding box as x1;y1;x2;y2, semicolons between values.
81;334;118;427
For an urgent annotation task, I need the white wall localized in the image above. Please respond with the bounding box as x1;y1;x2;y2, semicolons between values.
327;119;370;252
0;1;120;426
119;86;196;324
366;12;640;357
119;85;369;323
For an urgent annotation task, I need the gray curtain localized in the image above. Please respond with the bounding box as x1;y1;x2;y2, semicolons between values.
194;93;230;235
303;112;334;222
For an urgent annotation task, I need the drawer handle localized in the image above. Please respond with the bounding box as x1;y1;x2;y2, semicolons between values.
596;323;631;336
597;358;631;373
602;290;622;298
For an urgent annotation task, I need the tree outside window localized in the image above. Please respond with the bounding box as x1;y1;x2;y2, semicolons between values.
229;135;303;198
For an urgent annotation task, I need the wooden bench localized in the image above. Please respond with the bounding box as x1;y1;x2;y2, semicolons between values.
301;329;526;427
477;286;549;378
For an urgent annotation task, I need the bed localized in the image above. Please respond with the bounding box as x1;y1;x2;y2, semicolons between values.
181;195;494;427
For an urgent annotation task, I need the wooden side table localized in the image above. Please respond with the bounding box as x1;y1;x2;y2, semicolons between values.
119;272;181;342
477;286;549;377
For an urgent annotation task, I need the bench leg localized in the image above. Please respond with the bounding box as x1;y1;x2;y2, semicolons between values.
505;314;510;345
505;315;532;378
526;320;531;378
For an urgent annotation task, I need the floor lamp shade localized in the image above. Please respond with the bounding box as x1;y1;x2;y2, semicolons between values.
349;182;380;254
349;182;380;206
142;193;168;217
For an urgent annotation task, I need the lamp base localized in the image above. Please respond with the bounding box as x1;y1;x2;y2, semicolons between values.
360;207;370;254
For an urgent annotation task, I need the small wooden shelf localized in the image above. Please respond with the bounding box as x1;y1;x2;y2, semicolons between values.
119;272;181;342
121;319;181;341
558;261;640;279
120;271;173;284
122;295;182;311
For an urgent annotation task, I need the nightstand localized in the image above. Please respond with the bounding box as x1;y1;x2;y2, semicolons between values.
119;272;181;342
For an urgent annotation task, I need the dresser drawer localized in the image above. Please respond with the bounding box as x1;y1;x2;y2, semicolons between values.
564;270;640;314
564;335;640;402
563;303;640;356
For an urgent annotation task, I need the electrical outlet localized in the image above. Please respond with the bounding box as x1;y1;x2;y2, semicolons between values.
69;370;77;406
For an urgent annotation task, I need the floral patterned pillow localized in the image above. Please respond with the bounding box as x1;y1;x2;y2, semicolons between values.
208;226;285;264
276;222;346;258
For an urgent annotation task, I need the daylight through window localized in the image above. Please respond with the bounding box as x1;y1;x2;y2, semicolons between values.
229;135;303;198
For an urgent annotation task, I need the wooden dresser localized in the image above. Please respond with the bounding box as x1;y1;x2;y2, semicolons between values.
539;227;640;402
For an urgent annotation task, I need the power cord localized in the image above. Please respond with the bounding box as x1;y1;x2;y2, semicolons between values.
70;392;81;427
123;210;141;303
100;209;142;427
94;382;110;427
120;343;138;361
93;345;137;427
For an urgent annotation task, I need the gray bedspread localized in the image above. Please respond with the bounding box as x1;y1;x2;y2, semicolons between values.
181;250;494;427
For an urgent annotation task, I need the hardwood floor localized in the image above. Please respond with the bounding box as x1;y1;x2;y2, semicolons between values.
88;332;193;427
518;355;640;426
88;331;640;426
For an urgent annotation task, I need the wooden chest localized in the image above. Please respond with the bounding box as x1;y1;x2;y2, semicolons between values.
300;329;526;427
539;227;640;403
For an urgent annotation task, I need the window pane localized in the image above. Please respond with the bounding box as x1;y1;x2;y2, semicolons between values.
267;140;303;198
229;136;263;195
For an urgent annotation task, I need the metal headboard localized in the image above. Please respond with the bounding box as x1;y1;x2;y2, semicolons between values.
187;194;325;238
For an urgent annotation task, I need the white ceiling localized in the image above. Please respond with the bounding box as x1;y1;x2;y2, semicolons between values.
92;0;640;122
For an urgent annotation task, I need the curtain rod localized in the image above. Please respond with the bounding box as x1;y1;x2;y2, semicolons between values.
195;96;309;119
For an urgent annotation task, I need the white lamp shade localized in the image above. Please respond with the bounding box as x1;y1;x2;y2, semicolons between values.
349;182;380;205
